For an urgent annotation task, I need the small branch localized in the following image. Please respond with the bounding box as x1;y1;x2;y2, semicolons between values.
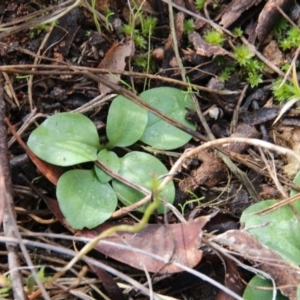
95;160;150;196
0;74;50;299
241;37;288;80
0;74;25;299
0;64;239;95
84;71;208;141
167;3;186;82
161;0;234;37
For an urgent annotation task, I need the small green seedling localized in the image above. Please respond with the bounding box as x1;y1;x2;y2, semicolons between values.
121;5;157;50
134;56;156;73
178;192;204;215
26;267;49;295
90;0;101;32
272;63;300;102
28;21;57;39
273;18;290;42
104;9;114;31
273;18;300;50
141;16;157;37
272;63;300;123
272;78;300;102
28;87;196;229
233;45;254;66
280;26;300;50
203;29;225;46
183;19;195;34
194;0;206;11
233;45;264;87
233;27;243;38
219;67;234;83
122;13;157;86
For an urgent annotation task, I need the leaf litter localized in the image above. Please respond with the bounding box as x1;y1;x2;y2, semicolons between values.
1;0;300;299
82;215;213;274
98;39;135;94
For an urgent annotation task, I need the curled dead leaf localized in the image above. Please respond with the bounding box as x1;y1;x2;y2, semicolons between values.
82;215;213;274
212;230;300;300
98;39;135;94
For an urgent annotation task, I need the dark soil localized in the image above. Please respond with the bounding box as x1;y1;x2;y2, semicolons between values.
1;0;300;299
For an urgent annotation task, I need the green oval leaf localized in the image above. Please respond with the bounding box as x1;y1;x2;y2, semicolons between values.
106;95;148;148
27;113;100;166
94;149;120;183
57;169;117;229
243;275;288;300
139;87;195;150
112;151;175;213
240;199;300;266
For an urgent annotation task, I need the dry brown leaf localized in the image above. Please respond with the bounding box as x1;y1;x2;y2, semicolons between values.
262;41;284;73
4;118;62;185
256;0;294;43
179;124;259;193
179;149;226;192
82;215;213;274
94;0;110;12
219;0;263;28
165;12;184;50
87;263;125;300
271;126;300;177
188;32;231;58
215;256;245;300
212;230;300;300
44;197;75;232
224;123;260;153
98;39;135;94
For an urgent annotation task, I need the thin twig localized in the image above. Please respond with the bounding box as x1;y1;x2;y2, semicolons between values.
95;160;150;196
167;3;186;82
156;137;300;201
0;74;50;300
258;148;287;198
0;0;82;39
230;84;248;134
0;74;25;299
194;89;260;202
0;236;244;300
161;0;234;37
0;64;239;95
241;37;289;81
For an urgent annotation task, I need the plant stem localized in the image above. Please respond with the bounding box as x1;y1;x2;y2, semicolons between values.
43;177;162;290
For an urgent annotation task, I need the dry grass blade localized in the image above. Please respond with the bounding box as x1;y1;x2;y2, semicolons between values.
0;64;239;95
273;62;300;124
0;235;244;300
253;192;300;215
0;0;81;39
0;75;49;299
